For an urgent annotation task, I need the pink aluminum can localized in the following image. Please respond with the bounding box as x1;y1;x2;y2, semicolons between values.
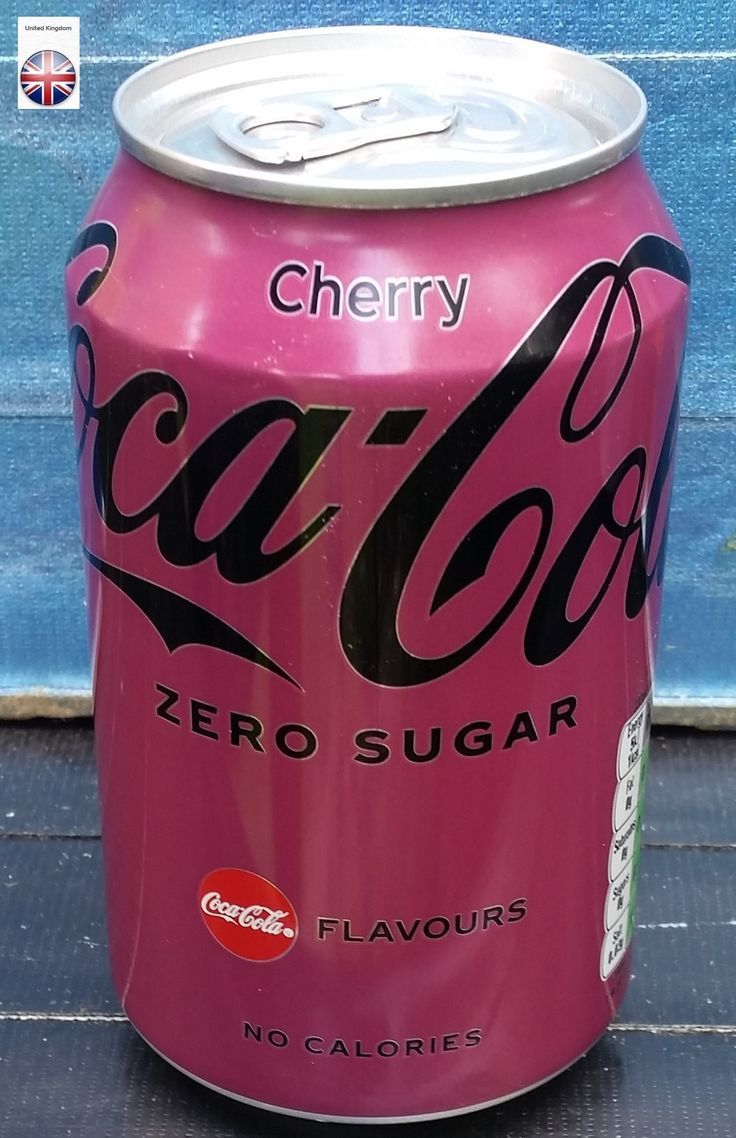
65;27;689;1123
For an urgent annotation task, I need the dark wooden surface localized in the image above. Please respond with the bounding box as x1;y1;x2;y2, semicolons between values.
1;724;735;1136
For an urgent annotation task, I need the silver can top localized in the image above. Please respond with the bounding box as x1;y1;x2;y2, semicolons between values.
113;26;647;209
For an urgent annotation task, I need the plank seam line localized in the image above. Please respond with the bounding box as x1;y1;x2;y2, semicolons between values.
636;919;736;929
598;50;736;61
0;1012;127;1023
2;834;734;851
0;54;157;62
2;411;733;425
1;1015;733;1035
643;842;736;852
611;1023;736;1035
0;833;99;841
2;51;736;64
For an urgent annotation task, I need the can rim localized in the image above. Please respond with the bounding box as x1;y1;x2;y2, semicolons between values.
112;26;648;209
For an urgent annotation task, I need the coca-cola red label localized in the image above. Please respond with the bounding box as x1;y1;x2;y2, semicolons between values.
198;868;298;962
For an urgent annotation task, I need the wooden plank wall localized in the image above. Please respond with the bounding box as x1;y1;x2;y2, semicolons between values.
0;2;734;719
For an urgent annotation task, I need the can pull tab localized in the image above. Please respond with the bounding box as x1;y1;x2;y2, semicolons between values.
212;86;457;165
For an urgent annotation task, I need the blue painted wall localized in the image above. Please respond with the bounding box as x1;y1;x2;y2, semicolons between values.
1;3;734;713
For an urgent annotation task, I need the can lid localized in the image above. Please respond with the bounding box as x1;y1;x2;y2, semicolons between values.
113;26;647;209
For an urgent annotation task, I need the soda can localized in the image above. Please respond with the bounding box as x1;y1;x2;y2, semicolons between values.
65;27;690;1122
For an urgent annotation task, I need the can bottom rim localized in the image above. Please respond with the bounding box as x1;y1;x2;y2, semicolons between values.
133;1024;609;1124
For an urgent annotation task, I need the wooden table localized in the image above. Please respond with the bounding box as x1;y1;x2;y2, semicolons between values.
1;724;734;1136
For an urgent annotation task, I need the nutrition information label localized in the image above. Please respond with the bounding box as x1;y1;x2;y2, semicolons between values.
601;696;651;980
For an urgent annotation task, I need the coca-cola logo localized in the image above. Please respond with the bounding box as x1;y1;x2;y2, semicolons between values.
198;868;298;962
67;225;690;690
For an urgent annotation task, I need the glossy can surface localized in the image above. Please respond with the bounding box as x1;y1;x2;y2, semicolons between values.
65;30;689;1123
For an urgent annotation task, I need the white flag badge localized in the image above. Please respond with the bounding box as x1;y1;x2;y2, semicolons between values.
18;17;80;109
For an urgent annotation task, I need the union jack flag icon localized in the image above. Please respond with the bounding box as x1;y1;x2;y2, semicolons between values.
20;49;77;107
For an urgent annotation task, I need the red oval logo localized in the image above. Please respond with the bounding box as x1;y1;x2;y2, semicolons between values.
198;868;298;962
